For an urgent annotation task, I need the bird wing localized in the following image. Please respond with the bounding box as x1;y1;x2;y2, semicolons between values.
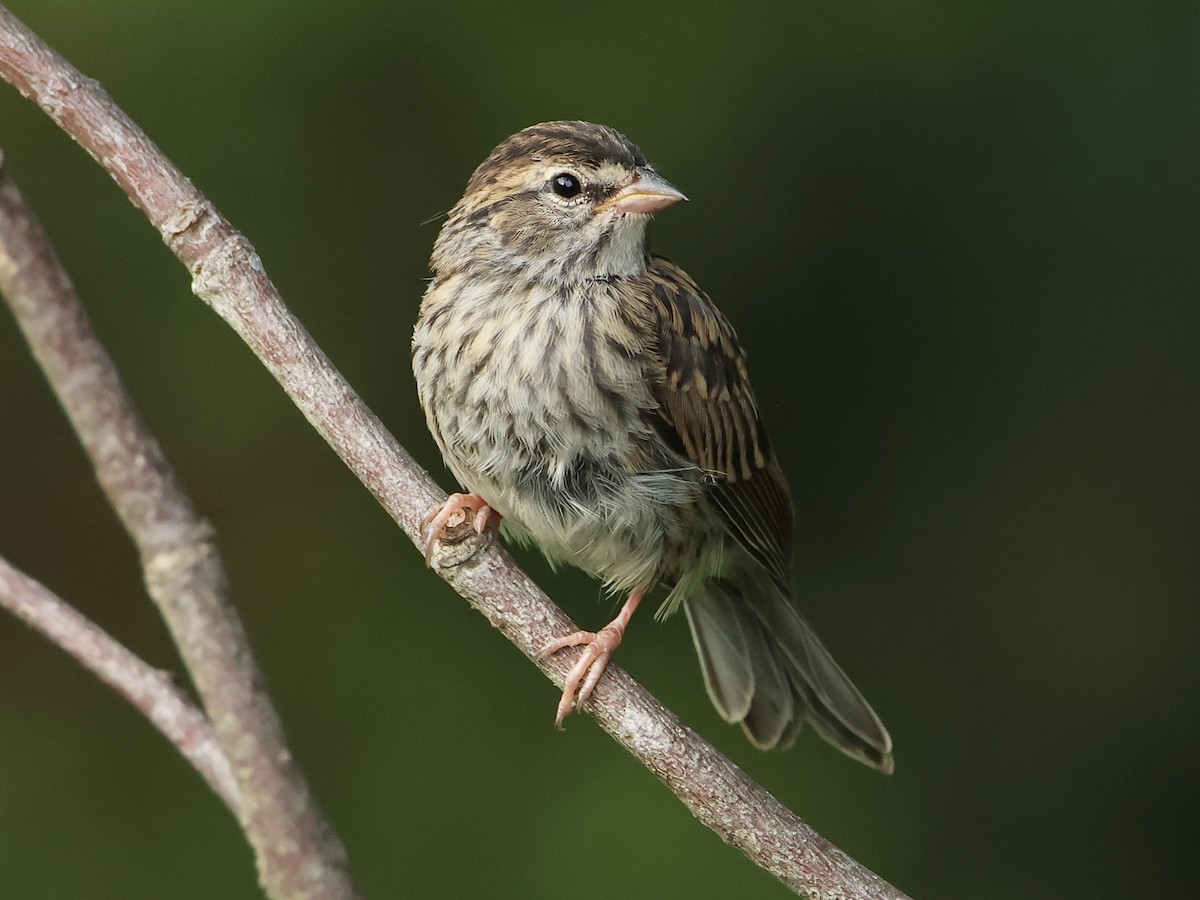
640;256;794;589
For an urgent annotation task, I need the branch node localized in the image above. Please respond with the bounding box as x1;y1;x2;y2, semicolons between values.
161;197;215;246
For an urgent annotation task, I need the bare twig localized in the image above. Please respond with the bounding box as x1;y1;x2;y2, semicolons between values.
0;7;909;898
0;553;241;812
0;148;361;899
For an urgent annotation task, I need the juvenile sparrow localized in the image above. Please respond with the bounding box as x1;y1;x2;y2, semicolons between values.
412;121;893;772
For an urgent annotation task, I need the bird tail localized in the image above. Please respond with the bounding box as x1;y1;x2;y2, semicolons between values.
684;572;894;773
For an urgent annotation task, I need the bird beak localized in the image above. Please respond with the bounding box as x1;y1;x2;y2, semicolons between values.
596;168;687;215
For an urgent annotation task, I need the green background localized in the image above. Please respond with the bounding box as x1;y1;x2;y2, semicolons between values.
1;2;1196;897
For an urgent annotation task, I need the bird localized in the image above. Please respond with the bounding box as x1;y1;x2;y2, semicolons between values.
411;121;893;772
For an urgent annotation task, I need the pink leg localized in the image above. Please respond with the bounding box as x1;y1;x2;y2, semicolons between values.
538;588;646;728
421;492;501;566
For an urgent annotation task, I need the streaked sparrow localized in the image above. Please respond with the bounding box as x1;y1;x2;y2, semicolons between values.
412;121;893;772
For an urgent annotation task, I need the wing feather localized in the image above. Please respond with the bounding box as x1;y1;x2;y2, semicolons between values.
640;256;793;588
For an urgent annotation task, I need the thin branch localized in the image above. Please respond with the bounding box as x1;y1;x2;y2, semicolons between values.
0;7;909;899
0;149;361;898
0;553;241;812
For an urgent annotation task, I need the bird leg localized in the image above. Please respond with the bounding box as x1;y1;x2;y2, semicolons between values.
422;492;501;567
539;587;645;727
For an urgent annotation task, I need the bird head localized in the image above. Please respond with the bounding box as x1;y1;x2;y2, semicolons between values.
432;121;686;283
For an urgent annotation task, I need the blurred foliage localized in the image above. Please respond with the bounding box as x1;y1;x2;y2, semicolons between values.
1;1;1197;897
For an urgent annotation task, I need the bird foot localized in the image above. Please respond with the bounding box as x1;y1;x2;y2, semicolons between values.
422;493;500;568
538;589;645;727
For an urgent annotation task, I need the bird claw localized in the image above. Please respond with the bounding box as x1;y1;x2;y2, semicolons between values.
538;588;645;727
539;626;624;727
422;493;500;568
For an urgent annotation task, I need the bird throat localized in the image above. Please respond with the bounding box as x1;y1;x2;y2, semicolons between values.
589;215;651;281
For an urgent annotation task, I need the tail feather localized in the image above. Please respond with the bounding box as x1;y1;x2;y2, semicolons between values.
745;586;894;771
685;574;893;773
683;589;753;722
737;616;794;750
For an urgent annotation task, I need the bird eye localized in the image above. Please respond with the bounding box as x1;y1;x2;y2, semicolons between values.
550;172;582;198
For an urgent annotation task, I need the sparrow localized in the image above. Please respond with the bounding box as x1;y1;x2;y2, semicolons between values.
412;121;893;772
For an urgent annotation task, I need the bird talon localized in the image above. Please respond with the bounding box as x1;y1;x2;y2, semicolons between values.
421;493;500;568
539;589;645;727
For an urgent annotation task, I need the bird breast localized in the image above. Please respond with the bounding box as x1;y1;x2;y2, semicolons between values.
413;273;715;592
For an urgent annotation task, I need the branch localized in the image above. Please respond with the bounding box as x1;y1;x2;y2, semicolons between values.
0;150;361;897
0;7;909;898
0;553;241;812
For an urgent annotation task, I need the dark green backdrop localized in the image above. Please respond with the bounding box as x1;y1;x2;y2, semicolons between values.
1;2;1195;898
